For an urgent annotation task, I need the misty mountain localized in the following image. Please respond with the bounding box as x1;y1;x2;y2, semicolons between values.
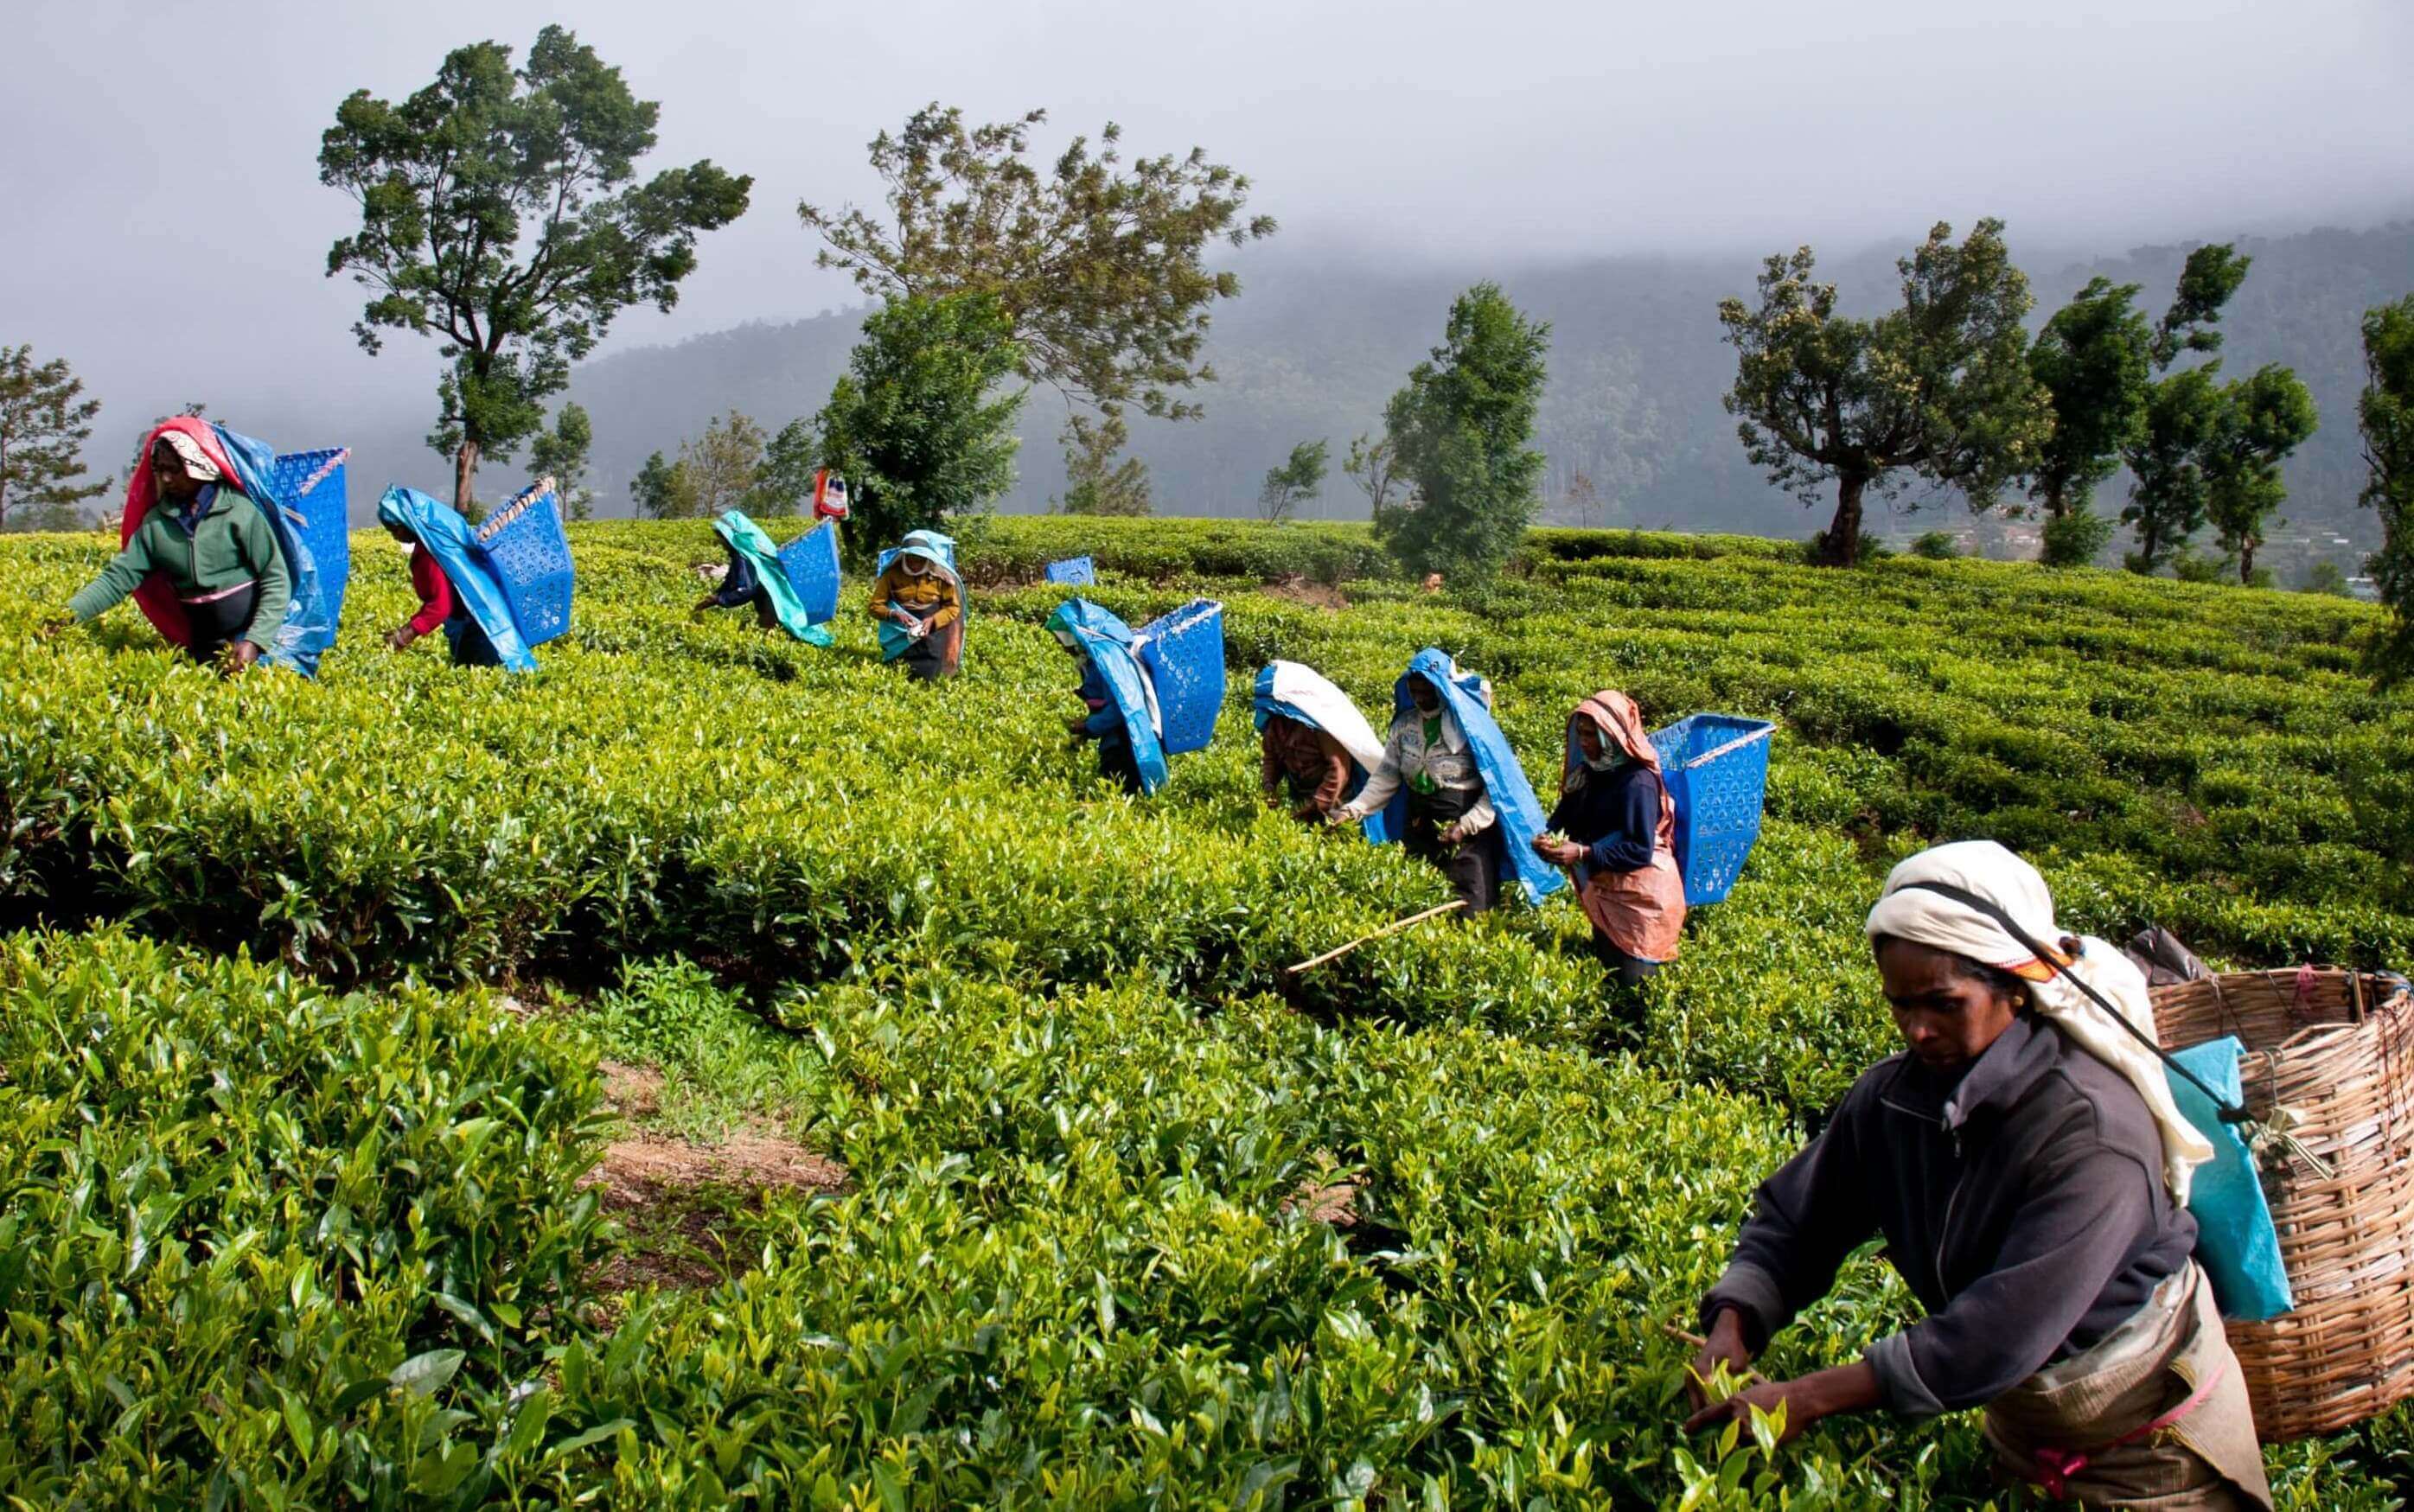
374;220;2411;551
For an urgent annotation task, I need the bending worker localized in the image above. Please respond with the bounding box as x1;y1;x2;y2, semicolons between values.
866;531;963;680
54;429;289;671
1536;690;1685;985
1685;840;2267;1509
383;512;455;652
1328;660;1507;913
1254;660;1388;825
695;531;780;629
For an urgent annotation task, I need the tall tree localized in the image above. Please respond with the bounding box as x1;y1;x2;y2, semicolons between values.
2203;366;2319;584
800;104;1274;462
757;419;817;518
527;403;595;520
681;411;770;518
321;25;751;513
1343;433;1402;518
814;293;1028;546
2357;295;2414;680
2149;244;2252;369
2024;278;2152;566
0;345;109;530
1720;220;2047;567
630;450;698;520
1373;283;1550;581
1257;439;1328;525
1057;411;1152;516
2121;368;2224;574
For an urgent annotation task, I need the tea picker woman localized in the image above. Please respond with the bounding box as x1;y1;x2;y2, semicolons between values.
697;510;833;645
1535;690;1684;986
865;530;963;680
1684;841;2269;1509
381;511;455;652
1253;661;1387;824
52;429;290;671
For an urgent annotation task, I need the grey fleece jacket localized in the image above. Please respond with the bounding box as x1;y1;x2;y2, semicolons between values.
1700;1016;2196;1416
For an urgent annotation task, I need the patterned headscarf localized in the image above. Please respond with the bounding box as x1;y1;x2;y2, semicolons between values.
152;429;223;485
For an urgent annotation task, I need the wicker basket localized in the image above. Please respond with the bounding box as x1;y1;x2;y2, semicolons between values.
2150;967;2414;1441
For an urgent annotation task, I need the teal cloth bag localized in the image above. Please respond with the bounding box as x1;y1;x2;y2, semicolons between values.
2164;1036;2292;1322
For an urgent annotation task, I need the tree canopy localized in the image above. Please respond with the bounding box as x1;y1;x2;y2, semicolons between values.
801;105;1273;424
814;293;1028;545
2360;295;2414;680
321;25;751;511
2203;365;2319;583
1372;283;1550;581
527;404;595;520
1257;440;1329;525
2024;278;2152;565
1720;220;2046;567
0;346;109;531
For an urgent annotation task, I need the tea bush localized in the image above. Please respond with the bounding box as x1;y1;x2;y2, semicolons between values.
0;928;610;1506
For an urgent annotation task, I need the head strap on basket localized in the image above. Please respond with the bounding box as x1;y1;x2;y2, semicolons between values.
1897;879;2253;1126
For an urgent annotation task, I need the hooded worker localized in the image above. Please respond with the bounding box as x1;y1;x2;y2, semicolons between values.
1253;660;1387;825
1048;597;1164;795
53;425;291;672
374;488;538;671
866;530;963;679
698;510;833;647
1537;690;1686;985
1327;650;1562;915
1685;841;2266;1510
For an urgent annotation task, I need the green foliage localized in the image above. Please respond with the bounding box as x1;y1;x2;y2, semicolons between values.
630;450;694;520
801;104;1274;421
2040;506;2117;568
632;412;775;520
2026;277;2153;526
320;24;751;509
2302;560;2353;597
814;293;1027;545
1373;282;1551;582
2123;366;2225;573
529;403;596;520
2205;363;2321;583
1721;220;2047;566
0;343;109;530
2151;243;2253;368
1907;531;1961;561
1256;437;1329;525
757;417;818;519
2360;294;2414;680
1057;409;1153;516
0;929;610;1504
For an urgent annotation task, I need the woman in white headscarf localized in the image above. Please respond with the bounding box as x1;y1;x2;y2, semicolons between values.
1683;841;2269;1509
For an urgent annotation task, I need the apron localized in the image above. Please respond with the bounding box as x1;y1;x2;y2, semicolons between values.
1984;1263;2271;1509
1404;782;1503;915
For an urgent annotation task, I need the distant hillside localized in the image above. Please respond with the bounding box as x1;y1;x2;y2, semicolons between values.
554;221;2411;556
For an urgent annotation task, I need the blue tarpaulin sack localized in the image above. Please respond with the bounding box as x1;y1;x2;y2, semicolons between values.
1372;649;1566;906
1045;556;1095;586
1047;598;1169;794
2165;1036;2294;1322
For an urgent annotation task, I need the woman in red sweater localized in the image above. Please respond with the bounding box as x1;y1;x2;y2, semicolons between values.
381;516;455;652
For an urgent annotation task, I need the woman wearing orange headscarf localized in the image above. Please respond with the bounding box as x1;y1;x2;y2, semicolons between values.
1534;690;1686;985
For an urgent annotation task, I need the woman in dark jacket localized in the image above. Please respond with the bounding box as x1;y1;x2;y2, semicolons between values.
1535;690;1686;985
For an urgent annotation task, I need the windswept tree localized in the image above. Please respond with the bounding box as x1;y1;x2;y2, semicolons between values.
801;104;1274;448
1373;283;1550;581
1;345;110;530
814;293;1029;545
1720;220;2046;567
321;26;751;513
1257;439;1328;524
2203;366;2318;584
2359;295;2414;680
2023;278;2153;566
2121;367;2223;574
527;403;595;520
1343;433;1402;517
1057;411;1152;517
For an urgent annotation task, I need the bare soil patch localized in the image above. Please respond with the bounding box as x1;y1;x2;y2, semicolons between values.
1262;575;1350;611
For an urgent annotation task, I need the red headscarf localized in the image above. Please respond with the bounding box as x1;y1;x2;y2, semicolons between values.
118;418;244;648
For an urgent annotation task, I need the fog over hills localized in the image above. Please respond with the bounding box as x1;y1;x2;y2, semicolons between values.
512;220;2407;558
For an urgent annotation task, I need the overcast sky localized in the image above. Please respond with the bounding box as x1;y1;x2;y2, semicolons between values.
6;0;2409;477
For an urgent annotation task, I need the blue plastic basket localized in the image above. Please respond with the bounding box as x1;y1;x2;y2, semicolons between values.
1136;599;1225;755
1044;555;1095;586
780;521;842;623
473;480;575;646
1647;713;1776;906
265;445;351;620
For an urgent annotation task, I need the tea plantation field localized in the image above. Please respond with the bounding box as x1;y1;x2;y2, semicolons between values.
3;517;2410;1507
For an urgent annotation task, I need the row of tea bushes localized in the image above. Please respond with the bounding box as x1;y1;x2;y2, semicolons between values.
0;929;610;1506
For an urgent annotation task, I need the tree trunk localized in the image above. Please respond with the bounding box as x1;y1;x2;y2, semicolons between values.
453;437;481;518
1817;475;1868;566
2238;539;2257;584
2041;478;2066;520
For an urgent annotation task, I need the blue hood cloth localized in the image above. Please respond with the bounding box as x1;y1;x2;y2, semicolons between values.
875;529;961;662
1383;648;1566;906
1048;597;1170;795
715;510;833;647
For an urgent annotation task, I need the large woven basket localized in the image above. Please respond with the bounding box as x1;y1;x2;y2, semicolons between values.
2150;967;2414;1440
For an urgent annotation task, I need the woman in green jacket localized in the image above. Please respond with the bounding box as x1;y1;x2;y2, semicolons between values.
57;431;291;669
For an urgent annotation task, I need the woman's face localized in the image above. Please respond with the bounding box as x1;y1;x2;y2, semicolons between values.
150;444;201;501
1875;937;2021;1074
1576;720;1607;762
1408;676;1441;713
902;553;932;577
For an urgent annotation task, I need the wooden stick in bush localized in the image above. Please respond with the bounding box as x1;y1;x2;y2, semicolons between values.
1286;900;1467;974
